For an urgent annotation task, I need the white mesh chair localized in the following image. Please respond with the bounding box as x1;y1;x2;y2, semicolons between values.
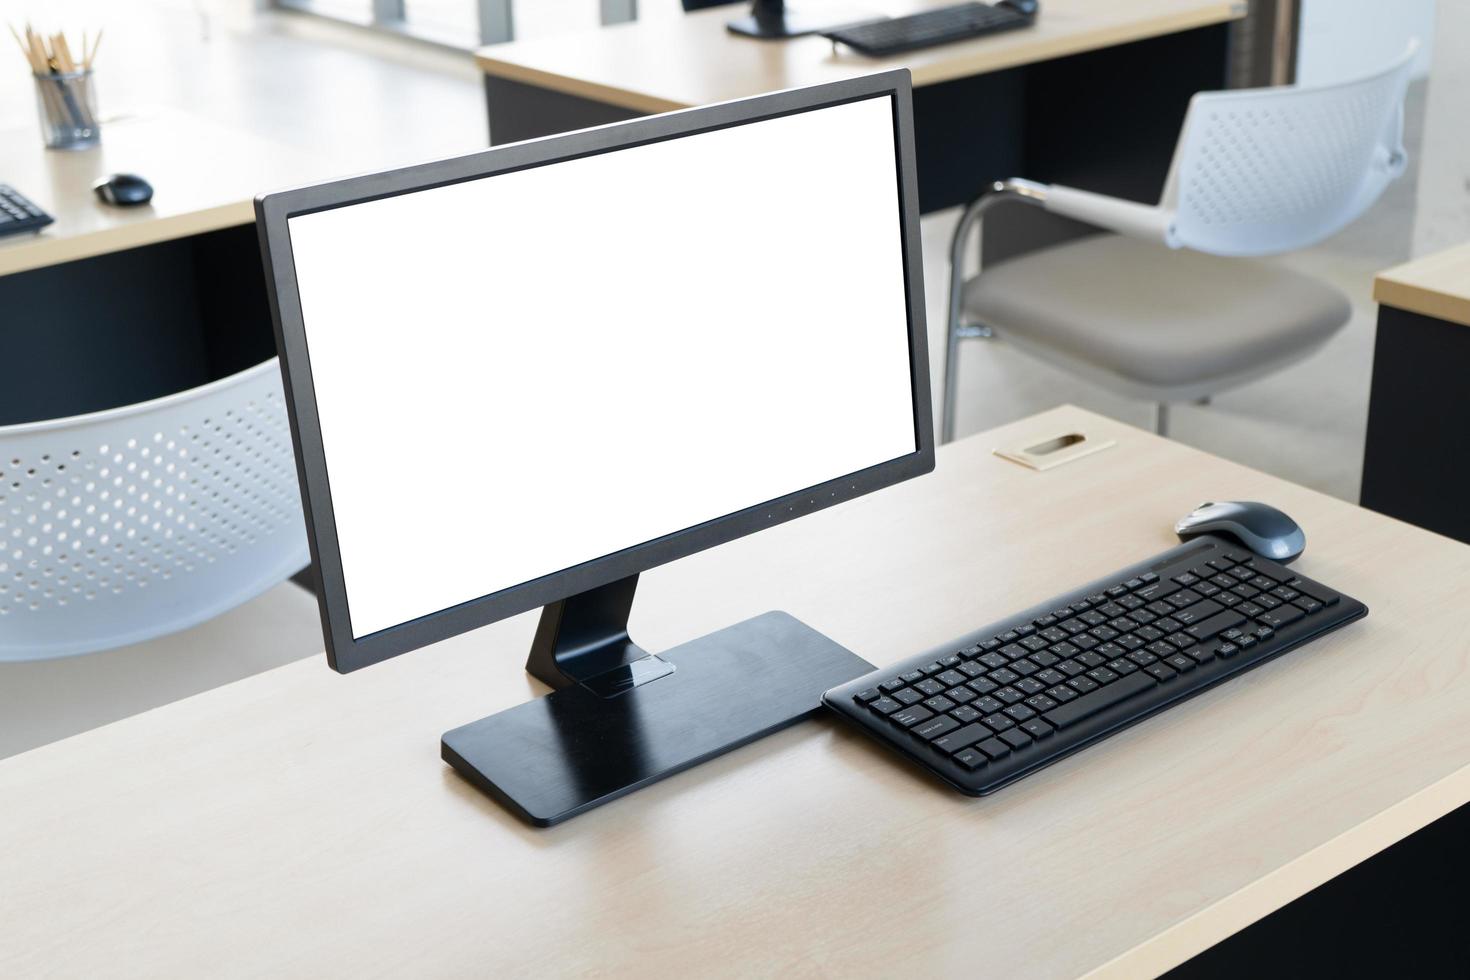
0;359;309;660
942;41;1417;442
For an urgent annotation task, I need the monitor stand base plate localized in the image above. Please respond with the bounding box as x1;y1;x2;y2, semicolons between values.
441;610;872;827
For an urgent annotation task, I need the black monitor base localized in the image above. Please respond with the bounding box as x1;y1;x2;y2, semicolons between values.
727;1;873;39
441;576;872;827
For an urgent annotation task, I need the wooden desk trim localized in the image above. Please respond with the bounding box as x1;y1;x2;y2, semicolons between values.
1374;241;1470;327
473;1;1245;114
0;201;252;278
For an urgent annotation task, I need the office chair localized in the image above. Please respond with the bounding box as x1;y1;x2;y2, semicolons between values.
0;359;309;659
943;42;1417;442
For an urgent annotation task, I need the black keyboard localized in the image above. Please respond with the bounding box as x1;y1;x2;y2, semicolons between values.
822;2;1033;57
824;535;1367;794
0;185;54;238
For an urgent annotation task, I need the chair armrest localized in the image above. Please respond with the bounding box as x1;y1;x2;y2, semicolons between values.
1043;184;1176;246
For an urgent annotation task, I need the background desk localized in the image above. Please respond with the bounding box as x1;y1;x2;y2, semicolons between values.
476;0;1243;259
1360;242;1470;544
5;406;1470;977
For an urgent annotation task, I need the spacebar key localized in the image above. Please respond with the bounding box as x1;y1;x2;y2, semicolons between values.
1043;673;1154;729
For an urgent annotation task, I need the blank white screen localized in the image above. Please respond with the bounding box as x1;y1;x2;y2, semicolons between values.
288;95;917;638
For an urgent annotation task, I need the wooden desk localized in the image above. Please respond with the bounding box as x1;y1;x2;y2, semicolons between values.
475;0;1243;114
474;0;1243;252
1361;242;1470;544
5;405;1468;978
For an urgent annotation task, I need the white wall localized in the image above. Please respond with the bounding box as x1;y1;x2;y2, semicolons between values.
1297;0;1435;84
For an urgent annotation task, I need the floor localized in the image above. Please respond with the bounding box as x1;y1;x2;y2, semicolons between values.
0;0;1466;759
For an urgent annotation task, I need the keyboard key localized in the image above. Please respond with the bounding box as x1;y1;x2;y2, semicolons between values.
954;747;987;770
1174;572;1200;586
1000;728;1032;749
899;669;924;685
994;686;1023;705
1009;658;1039;677
989;668;1019;686
1004;703;1036;722
1086;667;1118;685
913;715;961;741
1106;657;1139;676
1187;645;1215;664
1171;599;1222;625
890;705;933;727
879;678;906;694
973;695;1004;715
1076;651;1106;668
1165;654;1196;673
1015;677;1045;695
1135;579;1179;603
1045;684;1078;703
1035;668;1066;687
893;688;923;706
1020;718;1054;739
1044;672;1154;728
979;652;1008;670
936;669;967;687
1030;650;1060;667
870;697;903;715
915;678;946;697
1215;642;1239;658
1025;693;1058;712
1020;635;1048;652
983;713;1015;732
1294;597;1323;615
1126;649;1158;667
855;688;880;703
959;660;986;678
951;704;982;724
1145;662;1176;681
1183;610;1247;642
977;737;1010;760
933;723;989;755
923;695;956;713
1291;581;1340;607
1257;606;1304;629
967;678;999;698
947;685;977;704
1068;676;1099;695
920;662;945;676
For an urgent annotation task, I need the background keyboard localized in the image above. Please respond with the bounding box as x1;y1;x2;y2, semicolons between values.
0;185;54;239
824;535;1367;794
822;3;1033;58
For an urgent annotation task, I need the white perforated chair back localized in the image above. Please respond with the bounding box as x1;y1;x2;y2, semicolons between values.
1160;41;1415;256
0;359;309;660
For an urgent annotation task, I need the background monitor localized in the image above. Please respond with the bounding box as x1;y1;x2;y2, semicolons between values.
257;69;932;826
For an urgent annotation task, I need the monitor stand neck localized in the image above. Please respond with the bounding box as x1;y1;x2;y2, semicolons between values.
526;574;666;694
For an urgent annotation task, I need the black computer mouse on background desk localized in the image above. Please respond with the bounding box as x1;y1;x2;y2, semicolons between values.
93;173;153;207
1175;500;1306;563
997;0;1040;17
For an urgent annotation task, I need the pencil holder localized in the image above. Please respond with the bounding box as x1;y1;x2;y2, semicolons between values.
34;69;99;149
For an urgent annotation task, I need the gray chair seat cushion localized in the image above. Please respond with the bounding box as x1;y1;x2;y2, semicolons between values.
961;234;1351;389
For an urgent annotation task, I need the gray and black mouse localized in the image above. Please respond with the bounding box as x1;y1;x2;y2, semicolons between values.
1175;500;1305;564
93;173;153;207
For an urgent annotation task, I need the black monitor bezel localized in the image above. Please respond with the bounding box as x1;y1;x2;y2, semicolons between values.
256;69;933;673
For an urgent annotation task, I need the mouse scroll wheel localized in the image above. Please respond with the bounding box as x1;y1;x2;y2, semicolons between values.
1195;501;1214;511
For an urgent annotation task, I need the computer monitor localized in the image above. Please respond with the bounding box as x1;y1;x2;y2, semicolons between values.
256;69;932;826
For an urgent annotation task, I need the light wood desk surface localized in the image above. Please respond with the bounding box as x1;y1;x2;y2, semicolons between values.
474;0;1245;114
0;110;316;279
4;405;1469;978
1374;241;1470;327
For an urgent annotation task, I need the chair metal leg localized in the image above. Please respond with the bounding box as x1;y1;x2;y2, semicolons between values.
1155;402;1170;437
941;179;1050;445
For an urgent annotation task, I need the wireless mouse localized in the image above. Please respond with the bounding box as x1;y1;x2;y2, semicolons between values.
1175;500;1305;563
93;173;153;207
